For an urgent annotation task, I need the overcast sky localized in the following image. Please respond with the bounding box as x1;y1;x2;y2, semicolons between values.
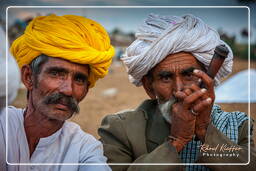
1;0;255;43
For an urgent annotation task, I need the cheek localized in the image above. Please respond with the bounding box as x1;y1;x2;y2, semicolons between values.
153;82;173;100
73;85;88;101
37;78;61;94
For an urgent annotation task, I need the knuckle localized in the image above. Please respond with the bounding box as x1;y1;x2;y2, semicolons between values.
172;104;179;113
196;90;204;97
175;91;183;97
194;103;202;111
184;97;193;104
196;69;203;74
191;83;198;87
203;100;210;106
194;107;200;113
197;90;206;96
190;84;197;89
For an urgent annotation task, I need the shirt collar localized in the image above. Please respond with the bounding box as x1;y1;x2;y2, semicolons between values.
36;123;64;148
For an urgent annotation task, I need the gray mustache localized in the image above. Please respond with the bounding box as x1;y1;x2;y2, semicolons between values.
43;93;79;114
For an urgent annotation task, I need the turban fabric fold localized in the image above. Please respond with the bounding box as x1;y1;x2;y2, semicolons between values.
11;14;115;88
122;14;233;86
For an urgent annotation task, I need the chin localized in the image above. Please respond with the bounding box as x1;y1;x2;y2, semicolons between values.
46;110;74;121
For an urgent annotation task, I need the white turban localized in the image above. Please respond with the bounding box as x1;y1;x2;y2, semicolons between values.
0;27;20;109
121;14;233;86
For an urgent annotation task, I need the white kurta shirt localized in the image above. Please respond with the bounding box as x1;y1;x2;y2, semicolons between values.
0;106;111;171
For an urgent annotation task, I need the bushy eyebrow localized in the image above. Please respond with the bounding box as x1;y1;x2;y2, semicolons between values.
45;66;69;74
181;67;195;75
45;67;88;80
158;71;173;78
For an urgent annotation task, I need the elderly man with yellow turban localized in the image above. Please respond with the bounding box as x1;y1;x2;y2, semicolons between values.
98;14;256;171
0;14;114;171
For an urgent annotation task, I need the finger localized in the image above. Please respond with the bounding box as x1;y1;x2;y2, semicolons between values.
192;97;212;112
193;69;214;90
172;103;196;121
191;109;199;116
184;84;201;92
184;88;207;105
174;91;187;100
184;88;193;96
185;84;208;100
197;78;202;85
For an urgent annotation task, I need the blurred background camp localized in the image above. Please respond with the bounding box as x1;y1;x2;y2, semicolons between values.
0;1;255;143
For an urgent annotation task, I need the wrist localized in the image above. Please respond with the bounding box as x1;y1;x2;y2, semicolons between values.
168;136;186;152
195;123;209;142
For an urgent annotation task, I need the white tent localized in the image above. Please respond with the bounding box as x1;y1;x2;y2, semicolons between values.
215;69;256;103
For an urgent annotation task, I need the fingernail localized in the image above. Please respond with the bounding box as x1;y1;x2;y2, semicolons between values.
206;98;212;103
201;88;207;93
198;78;202;83
193;69;199;73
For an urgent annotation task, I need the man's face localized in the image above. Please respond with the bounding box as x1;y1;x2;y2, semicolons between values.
30;57;89;121
147;52;204;102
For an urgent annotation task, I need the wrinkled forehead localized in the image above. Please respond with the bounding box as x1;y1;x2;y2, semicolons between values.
41;57;90;75
151;52;205;73
160;52;198;65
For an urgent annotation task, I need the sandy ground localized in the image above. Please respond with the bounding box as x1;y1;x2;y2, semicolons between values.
12;58;256;144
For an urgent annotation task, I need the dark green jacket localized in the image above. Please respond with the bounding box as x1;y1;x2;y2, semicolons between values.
98;100;256;171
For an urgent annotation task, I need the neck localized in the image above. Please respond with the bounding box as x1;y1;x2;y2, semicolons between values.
24;104;64;157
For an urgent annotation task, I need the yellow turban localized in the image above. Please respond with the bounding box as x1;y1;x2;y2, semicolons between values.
11;14;115;88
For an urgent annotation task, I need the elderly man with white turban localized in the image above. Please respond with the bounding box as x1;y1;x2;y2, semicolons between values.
98;14;256;171
0;14;114;171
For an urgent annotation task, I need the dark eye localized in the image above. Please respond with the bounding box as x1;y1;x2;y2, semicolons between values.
158;72;172;83
74;75;87;85
185;72;192;77
161;76;172;82
183;72;194;80
75;77;85;83
49;70;66;77
49;70;58;76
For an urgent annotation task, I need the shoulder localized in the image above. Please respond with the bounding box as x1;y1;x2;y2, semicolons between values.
1;106;24;118
63;122;107;163
101;108;145;126
99;109;144;143
99;106;148;140
0;106;24;127
63;121;99;145
100;99;156;127
211;104;249;127
210;104;252;143
98;100;155;148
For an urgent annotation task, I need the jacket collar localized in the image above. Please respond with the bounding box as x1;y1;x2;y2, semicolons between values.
136;99;170;152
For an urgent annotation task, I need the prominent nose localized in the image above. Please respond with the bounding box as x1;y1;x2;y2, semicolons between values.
59;76;73;97
174;76;184;92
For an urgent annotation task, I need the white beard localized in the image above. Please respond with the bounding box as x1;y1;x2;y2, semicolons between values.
157;98;176;124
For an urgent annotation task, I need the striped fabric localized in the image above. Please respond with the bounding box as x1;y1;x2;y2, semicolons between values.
180;104;249;171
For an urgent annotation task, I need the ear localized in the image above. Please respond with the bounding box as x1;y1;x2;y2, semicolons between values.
21;65;33;91
142;76;156;99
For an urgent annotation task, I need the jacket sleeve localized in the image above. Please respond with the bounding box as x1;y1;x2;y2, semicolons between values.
98;114;183;171
197;120;256;171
